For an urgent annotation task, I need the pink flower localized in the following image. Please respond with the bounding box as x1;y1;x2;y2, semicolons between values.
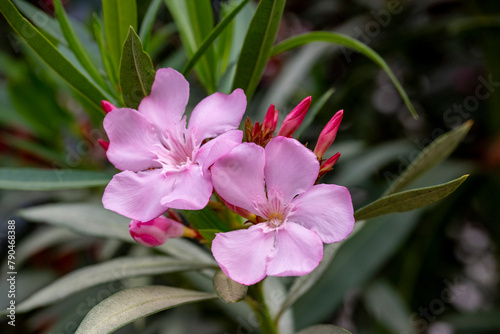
211;136;354;285
102;68;246;221
129;215;185;247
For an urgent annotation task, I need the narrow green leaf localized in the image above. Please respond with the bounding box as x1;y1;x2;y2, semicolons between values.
232;0;286;98
92;14;118;89
297;325;353;334
182;0;251;77
17;256;215;313
102;0;137;73
120;27;156;109
0;168;113;190
164;0;217;92
75;286;216;334
139;0;163;48
213;270;248;303
384;120;473;195
53;0;109;93
17;203;213;262
272;31;418;118
355;175;468;221
0;0;107;114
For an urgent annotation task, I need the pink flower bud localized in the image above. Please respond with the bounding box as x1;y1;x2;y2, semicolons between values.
277;96;311;137
318;152;340;179
97;139;109;151
314;110;343;159
262;104;278;135
101;100;117;114
129;216;185;247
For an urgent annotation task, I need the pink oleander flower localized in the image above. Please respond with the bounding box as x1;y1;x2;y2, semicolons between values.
102;68;246;221
211;136;354;285
129;215;186;247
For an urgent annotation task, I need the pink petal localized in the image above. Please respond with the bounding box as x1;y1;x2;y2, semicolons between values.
264;137;319;204
160;165;213;210
288;184;354;243
211;143;267;214
195;130;243;171
102;169;171;221
129;216;184;247
212;225;274;285
138;68;189;131
266;222;323;276
188;89;246;142
104;109;161;172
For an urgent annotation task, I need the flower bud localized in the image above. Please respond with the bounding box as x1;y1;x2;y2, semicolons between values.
129;216;185;247
97;139;109;151
314;110;343;159
277;96;311;137
101;100;117;114
262;104;278;135
318;152;340;179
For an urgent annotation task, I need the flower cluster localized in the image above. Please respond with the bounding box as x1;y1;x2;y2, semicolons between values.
101;68;354;285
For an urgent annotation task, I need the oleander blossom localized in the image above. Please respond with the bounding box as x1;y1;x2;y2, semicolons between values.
211;136;355;285
102;68;246;221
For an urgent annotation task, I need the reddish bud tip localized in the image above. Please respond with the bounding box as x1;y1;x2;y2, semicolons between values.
318;152;341;178
101;100;117;114
262;104;279;135
278;96;312;137
314;110;343;159
129;216;185;247
97;139;109;151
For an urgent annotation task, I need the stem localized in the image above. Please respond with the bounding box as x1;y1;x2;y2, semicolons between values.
246;281;278;334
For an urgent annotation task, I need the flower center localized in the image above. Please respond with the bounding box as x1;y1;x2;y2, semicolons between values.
267;213;284;228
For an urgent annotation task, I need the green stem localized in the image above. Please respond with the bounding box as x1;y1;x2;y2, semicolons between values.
246;281;278;334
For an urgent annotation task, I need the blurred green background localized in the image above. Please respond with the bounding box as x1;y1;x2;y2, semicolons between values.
1;0;499;333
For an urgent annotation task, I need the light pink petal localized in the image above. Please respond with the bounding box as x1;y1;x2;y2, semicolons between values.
266;222;323;277
102;169;170;221
188;89;246;142
212;225;274;285
104;108;161;172
160;165;213;210
264;136;319;204
138;68;189;131
288;184;354;243
211;143;266;214
195;130;243;171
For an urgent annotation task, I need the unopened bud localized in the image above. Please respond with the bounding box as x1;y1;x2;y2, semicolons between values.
318;152;340;179
129;216;185;247
262;104;278;135
277;96;311;137
314;110;343;159
97;139;109;151
101;100;117;114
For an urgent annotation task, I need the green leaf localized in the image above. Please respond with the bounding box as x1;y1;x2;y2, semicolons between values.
138;0;163;49
355;175;468;221
120;27;156;109
232;0;286;98
52;0;109;93
197;229;219;243
16;256;214;313
213;270;248;303
17;203;213;262
164;0;217;92
297;325;353;334
272;31;418;118
75;286;216;334
0;168;113;190
102;0;137;73
182;0;251;77
0;0;107;114
183;207;230;232
384;120;473;195
92;14;118;88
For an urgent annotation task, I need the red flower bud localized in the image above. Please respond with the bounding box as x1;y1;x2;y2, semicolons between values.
277;96;311;137
318;152;340;179
129;216;185;247
314;110;343;159
101;100;117;114
97;139;109;151
262;104;278;135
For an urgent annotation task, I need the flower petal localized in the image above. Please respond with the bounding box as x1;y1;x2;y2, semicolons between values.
160;165;213;210
188;89;246;142
104;108;161;171
138;68;189;131
288;184;354;243
211;143;267;214
212;225;274;285
266;222;323;277
264;136;319;204
102;169;170;221
195;130;243;171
